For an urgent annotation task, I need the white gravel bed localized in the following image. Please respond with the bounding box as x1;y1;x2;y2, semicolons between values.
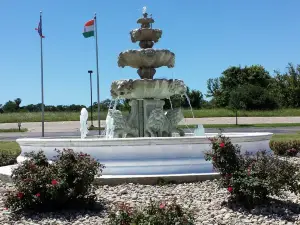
0;179;300;225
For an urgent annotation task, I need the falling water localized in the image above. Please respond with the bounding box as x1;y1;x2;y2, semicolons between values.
108;99;114;109
105;97;119;139
168;97;173;109
112;97;119;110
183;93;195;118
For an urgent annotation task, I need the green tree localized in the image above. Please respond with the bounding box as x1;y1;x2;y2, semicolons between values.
271;63;300;108
207;65;273;108
2;101;17;112
188;89;204;109
229;88;246;125
14;98;22;110
230;85;277;110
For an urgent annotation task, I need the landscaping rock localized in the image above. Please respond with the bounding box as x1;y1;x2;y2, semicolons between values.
0;179;299;224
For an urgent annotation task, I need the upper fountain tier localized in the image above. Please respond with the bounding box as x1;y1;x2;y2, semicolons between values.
118;49;175;77
117;10;175;79
130;12;162;48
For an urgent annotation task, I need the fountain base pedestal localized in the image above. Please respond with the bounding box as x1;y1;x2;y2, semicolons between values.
128;99;165;137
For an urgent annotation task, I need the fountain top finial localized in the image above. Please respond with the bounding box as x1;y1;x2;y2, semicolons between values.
137;6;154;28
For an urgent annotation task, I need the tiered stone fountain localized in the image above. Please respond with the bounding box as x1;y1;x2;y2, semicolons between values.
108;10;186;138
0;9;273;184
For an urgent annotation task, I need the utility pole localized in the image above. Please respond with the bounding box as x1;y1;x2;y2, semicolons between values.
88;70;94;127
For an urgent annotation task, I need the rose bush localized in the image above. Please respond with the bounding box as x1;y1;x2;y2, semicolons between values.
108;199;195;225
5;149;104;211
204;134;242;187
205;134;300;208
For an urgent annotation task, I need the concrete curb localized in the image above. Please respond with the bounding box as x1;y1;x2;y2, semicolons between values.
95;173;221;186
0;164;220;186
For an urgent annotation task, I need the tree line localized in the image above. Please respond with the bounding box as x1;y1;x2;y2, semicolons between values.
0;88;204;113
1;62;299;113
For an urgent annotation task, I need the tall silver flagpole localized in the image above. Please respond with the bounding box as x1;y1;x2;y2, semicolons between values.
94;13;101;135
40;11;45;137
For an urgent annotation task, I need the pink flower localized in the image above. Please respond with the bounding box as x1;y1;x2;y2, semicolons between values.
35;193;41;197
227;186;233;193
159;203;166;209
29;163;36;170
17;192;24;199
51;179;58;186
219;142;225;148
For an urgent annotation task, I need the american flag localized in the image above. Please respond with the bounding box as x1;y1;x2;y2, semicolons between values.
35;18;45;38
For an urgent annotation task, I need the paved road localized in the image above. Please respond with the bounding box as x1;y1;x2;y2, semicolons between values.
2;117;300;133
1;127;299;141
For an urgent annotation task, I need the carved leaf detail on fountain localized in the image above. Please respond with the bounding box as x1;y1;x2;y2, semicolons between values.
110;79;187;99
118;49;175;70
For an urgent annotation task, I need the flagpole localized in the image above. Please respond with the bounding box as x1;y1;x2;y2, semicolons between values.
94;13;101;135
40;11;45;137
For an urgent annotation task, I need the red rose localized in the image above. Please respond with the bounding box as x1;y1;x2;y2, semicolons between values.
29;163;36;170
219;142;225;148
17;192;24;199
35;193;41;197
159;203;166;209
51;179;58;185
227;186;233;193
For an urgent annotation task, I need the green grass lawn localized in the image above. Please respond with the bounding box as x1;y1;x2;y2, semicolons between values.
0;141;21;154
179;123;300;129
271;132;300;141
2;108;300;123
0;128;28;133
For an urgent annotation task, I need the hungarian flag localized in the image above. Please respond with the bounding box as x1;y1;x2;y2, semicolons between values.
83;19;94;38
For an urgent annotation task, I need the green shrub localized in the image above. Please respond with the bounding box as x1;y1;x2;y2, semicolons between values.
230;151;300;207
0;151;17;167
270;140;300;156
108;199;195;225
5;149;104;211
0;141;21;167
205;134;300;208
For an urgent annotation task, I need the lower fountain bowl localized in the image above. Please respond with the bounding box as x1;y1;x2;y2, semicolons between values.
16;132;273;176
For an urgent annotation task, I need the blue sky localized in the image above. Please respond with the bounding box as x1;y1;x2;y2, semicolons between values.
1;0;300;106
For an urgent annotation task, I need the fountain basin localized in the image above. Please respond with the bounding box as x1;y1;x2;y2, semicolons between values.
110;79;187;99
118;49;175;68
16;132;273;176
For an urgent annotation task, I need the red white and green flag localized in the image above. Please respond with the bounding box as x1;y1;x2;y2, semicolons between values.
83;19;95;38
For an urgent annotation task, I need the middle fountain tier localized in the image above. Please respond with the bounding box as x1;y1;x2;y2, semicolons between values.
110;9;187;138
